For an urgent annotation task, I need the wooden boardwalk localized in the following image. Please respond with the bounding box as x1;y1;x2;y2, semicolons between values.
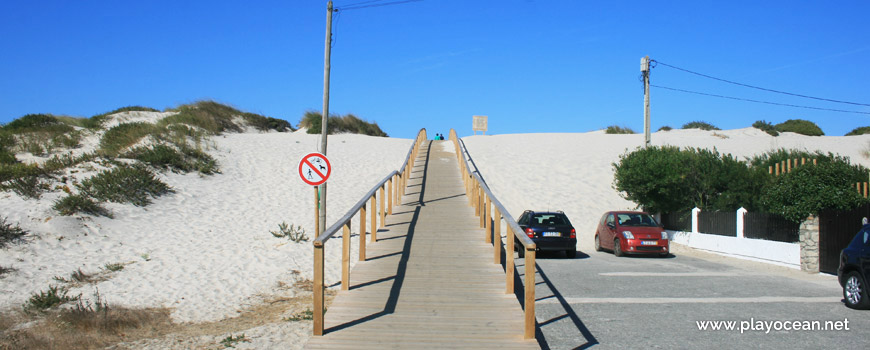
304;140;538;349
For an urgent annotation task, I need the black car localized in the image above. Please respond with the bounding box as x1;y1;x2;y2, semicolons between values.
516;210;577;258
838;225;870;309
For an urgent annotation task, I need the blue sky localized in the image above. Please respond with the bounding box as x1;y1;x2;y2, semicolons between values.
2;0;868;139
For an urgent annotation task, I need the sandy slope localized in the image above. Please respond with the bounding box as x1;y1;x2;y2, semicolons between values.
0;125;412;326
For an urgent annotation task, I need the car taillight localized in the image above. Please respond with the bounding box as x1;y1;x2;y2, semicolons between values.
570;228;576;239
525;228;534;238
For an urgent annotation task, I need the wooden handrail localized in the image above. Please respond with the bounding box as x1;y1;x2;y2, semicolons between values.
312;128;427;336
448;129;537;340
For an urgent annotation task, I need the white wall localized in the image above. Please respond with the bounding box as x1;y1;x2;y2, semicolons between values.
669;230;801;269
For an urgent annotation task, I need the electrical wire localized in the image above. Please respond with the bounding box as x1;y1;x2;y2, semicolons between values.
651;84;870;115
338;0;423;11
340;0;390;7
653;60;870;107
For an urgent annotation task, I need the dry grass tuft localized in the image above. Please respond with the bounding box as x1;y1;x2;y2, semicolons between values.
0;305;171;350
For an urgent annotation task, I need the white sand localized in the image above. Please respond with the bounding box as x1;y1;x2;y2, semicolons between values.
0;112;412;347
4;121;869;347
462;128;870;251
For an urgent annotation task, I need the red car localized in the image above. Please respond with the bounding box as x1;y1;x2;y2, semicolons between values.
594;211;669;257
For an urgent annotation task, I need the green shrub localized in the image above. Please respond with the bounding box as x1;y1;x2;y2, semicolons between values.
161;101;244;134
88;106;160;129
54;194;113;218
0;148;16;165
124;145;186;171
3;114;73;134
124;144;219;175
99;122;159;155
0;163;44;183
0;175;48;199
762;160;868;222
23;285;77;312
242;112;294;132
657;126;672;132
605;125;635;134
220;334;249;348
681;121;720;131
285;309;314;321
42;152;98;173
78;164;172;206
613;146;764;213
1;217;27;248
845;126;870;136
301;111;388;137
51;130;82;149
54;116;92;128
179;145;219;175
747;149;851;172
0;130;15;149
270;222;309;242
775;119;824;136
752;120;779;136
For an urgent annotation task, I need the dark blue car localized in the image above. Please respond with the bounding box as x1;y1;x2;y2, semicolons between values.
838;225;870;309
516;210;577;258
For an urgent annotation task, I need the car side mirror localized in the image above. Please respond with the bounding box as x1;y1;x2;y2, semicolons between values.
607;222;615;229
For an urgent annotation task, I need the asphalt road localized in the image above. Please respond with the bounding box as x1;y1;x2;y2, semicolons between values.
520;243;868;349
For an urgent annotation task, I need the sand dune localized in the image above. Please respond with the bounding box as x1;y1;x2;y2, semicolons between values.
3;122;869;347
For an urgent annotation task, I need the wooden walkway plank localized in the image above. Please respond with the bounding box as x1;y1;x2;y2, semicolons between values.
304;140;538;349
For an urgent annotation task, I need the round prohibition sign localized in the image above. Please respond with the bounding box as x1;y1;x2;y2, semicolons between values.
298;152;331;186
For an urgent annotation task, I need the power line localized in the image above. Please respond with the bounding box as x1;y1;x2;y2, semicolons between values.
651;84;870;115
338;0;423;11
340;0;389;7
653;60;870;107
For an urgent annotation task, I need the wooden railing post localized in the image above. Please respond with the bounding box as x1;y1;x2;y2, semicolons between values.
370;195;377;242
360;204;366;261
379;185;386;227
524;248;536;339
506;226;515;294
314;186;320;237
397;174;403;206
342;221;351;291
479;184;485;229
394;174;399;207
494;207;501;264
387;177;393;215
313;243;324;336
484;193;491;238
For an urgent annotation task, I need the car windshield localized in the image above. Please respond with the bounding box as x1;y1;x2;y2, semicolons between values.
531;214;568;226
617;213;658;227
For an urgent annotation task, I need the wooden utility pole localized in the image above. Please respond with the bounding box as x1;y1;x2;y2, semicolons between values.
319;1;333;234
641;56;651;147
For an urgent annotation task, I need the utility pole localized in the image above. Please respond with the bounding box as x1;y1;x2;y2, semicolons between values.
641;55;651;147
319;1;333;235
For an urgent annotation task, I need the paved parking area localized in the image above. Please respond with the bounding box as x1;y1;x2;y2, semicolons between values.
525;243;868;349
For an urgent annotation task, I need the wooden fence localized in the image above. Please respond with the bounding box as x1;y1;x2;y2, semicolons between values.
768;158;869;197
449;128;538;340
310;129;427;336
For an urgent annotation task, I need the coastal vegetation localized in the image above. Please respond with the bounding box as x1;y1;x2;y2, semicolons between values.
614;147;869;222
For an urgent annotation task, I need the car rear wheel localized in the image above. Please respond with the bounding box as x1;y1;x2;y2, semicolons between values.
566;249;576;259
613;239;623;257
594;235;601;252
517;244;525;258
843;271;870;309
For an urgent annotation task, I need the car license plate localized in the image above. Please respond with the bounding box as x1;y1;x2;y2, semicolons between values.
641;240;657;246
543;232;560;237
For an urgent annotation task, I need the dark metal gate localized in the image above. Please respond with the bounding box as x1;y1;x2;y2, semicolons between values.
698;211;737;237
819;203;870;274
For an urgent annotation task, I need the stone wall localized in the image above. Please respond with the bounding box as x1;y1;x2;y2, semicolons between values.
799;215;820;273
